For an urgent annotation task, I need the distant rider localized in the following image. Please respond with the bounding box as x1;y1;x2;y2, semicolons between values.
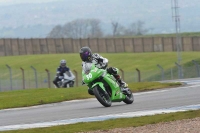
53;59;72;88
79;46;128;94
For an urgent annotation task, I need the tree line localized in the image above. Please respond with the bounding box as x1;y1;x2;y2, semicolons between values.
47;18;150;39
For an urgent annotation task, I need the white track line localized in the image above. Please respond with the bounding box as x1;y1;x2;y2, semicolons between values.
0;104;200;131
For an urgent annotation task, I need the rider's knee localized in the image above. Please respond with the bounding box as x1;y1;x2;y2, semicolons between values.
53;78;57;83
107;67;118;75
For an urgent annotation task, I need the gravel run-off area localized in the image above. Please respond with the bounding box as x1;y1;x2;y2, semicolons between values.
80;117;200;133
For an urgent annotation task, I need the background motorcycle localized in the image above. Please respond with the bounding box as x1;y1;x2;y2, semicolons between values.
57;71;75;88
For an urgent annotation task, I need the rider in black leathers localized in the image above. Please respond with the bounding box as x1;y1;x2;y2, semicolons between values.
79;46;128;95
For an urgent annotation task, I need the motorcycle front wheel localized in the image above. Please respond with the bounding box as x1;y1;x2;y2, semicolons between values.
93;86;112;107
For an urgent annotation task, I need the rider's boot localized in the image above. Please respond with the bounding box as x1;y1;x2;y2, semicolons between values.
113;74;130;94
54;84;60;88
53;81;60;88
53;77;60;88
113;74;128;88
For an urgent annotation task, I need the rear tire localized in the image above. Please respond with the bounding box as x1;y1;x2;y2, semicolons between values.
93;86;112;107
123;88;134;104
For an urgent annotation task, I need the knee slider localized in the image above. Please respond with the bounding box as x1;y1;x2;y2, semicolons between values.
107;67;117;75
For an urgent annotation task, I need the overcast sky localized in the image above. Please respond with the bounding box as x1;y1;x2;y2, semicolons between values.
0;0;58;5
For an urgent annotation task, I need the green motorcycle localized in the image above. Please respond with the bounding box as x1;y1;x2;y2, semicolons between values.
82;62;134;107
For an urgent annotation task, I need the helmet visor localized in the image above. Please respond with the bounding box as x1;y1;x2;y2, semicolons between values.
61;63;66;67
80;51;92;62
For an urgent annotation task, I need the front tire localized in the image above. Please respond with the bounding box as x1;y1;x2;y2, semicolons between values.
93;86;112;107
123;88;134;104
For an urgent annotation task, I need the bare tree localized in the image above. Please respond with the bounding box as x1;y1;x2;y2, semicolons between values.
48;19;150;38
111;21;119;37
76;19;90;38
48;19;104;39
135;20;149;35
47;25;63;38
124;23;137;36
111;21;125;37
62;22;74;38
123;20;149;36
88;19;103;38
62;19;90;38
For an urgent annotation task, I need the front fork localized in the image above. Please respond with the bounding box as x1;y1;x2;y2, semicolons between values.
91;82;106;92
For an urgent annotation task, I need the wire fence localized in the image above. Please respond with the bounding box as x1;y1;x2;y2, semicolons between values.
0;63;199;92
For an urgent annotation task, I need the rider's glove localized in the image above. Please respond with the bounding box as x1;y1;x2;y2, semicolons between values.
101;58;108;69
93;53;100;59
101;62;106;68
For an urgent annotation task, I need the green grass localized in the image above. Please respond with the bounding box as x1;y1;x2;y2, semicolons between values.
0;82;182;110
0;52;199;73
123;32;200;38
144;58;200;81
2;109;200;133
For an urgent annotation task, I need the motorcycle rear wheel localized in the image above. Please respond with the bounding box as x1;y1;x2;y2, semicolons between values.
93;86;112;107
123;88;134;104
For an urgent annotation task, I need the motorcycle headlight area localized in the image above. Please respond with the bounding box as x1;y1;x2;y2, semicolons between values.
101;71;107;77
83;62;92;75
84;69;91;75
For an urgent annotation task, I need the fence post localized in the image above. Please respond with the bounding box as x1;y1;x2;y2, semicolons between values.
73;70;78;87
0;79;2;92
6;64;12;90
31;66;38;88
171;68;174;80
175;62;183;79
136;68;141;82
45;69;51;88
157;64;165;81
0;79;1;91
20;67;25;89
119;69;124;81
192;60;200;77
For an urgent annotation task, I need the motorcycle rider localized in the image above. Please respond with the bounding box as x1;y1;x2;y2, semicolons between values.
79;46;128;94
53;59;72;88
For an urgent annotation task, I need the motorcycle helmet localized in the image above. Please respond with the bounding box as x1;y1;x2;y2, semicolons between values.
60;59;66;67
79;46;92;62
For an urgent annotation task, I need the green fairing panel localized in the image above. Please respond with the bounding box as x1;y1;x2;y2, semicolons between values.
91;82;106;91
104;75;126;101
82;65;103;84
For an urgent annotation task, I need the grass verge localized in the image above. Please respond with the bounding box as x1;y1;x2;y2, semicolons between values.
0;82;182;110
2;109;200;133
0;52;199;72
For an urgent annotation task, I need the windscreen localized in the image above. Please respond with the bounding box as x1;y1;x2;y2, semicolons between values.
82;62;93;74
